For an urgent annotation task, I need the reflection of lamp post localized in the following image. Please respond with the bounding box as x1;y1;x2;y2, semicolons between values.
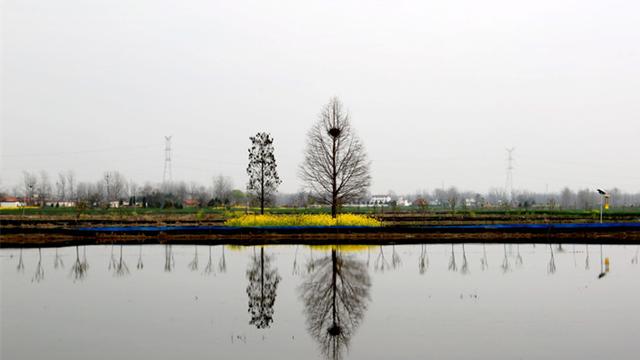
596;189;609;224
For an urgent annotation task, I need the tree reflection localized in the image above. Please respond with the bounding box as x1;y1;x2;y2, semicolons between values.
501;244;511;273
515;244;523;268
632;246;638;265
108;245;117;271
188;246;199;271
448;244;457;272
480;244;488;271
300;248;371;360
418;245;429;275
17;248;25;273
374;246;389;272
218;246;227;273
113;245;129;277
460;244;469;274
547;244;556;274
293;245;301;276
391;245;401;269
585;245;590;270
164;245;175;272
54;248;64;269
32;248;44;283
246;247;281;329
136;245;144;270
204;246;214;275
70;246;88;281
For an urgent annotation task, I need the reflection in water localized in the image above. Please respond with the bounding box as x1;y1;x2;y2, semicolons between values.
598;245;607;279
418;245;429;275
164;245;175;272
480;244;489;271
113;245;129;277
585;245;590;270
54;248;64;270
391;245;401;269
188;246;199;271
448;244;457;272
460;244;469;274
17;248;25;273
515;245;523;268
137;245;144;270
218;247;227;273
300;248;371;360
32;248;44;283
293;246;301;276
246;247;281;329
374;246;389;272
204;246;214;275
632;246;639;265
501;244;511;273
307;248;316;274
70;246;88;282
547;245;556;274
108;245;117;272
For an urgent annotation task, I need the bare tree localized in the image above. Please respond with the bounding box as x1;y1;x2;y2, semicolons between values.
446;187;460;211
247;132;282;214
37;171;52;207
66;170;76;201
22;171;37;205
212;175;233;206
56;172;67;202
299;97;371;218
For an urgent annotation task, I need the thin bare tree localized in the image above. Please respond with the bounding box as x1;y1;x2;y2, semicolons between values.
299;97;370;218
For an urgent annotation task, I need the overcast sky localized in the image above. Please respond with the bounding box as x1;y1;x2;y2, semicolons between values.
2;0;639;194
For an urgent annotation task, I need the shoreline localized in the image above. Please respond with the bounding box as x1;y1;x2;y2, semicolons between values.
2;222;640;247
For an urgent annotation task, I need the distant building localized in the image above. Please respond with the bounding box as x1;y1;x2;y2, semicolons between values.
369;195;392;206
0;197;24;208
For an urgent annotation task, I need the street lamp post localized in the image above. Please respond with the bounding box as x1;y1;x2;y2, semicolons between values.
596;189;609;224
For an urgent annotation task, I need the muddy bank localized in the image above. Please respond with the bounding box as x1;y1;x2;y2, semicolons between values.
2;223;640;247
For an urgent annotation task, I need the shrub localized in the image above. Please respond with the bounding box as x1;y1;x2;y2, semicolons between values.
225;214;381;227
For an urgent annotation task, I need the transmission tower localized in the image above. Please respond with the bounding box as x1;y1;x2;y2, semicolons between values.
505;147;515;202
163;136;173;184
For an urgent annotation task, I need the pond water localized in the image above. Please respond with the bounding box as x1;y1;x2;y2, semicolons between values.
1;243;639;360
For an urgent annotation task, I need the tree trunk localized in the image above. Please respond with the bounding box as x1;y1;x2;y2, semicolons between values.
331;136;337;218
260;162;265;215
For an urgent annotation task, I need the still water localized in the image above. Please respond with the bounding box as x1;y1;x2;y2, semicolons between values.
2;243;639;360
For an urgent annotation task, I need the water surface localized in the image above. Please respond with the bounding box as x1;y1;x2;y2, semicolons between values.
2;243;639;359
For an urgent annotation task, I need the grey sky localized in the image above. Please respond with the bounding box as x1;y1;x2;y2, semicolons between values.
2;0;639;194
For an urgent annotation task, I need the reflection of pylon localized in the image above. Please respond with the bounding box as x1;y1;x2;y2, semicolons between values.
163;136;172;184
505;147;515;202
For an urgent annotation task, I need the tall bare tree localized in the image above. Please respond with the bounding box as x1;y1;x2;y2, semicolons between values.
37;171;52;207
66;170;76;201
22;171;37;205
247;132;281;214
56;172;67;201
213;174;233;206
300;97;370;218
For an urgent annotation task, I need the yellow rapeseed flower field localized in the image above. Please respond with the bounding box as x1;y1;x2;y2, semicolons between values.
225;214;381;227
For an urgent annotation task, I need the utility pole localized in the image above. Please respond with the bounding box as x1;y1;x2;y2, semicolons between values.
163;136;173;185
505;148;515;204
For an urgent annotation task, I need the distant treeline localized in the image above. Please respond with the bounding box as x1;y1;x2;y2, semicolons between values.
3;170;639;210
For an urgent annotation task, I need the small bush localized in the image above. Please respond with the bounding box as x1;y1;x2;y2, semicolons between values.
225;214;381;227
